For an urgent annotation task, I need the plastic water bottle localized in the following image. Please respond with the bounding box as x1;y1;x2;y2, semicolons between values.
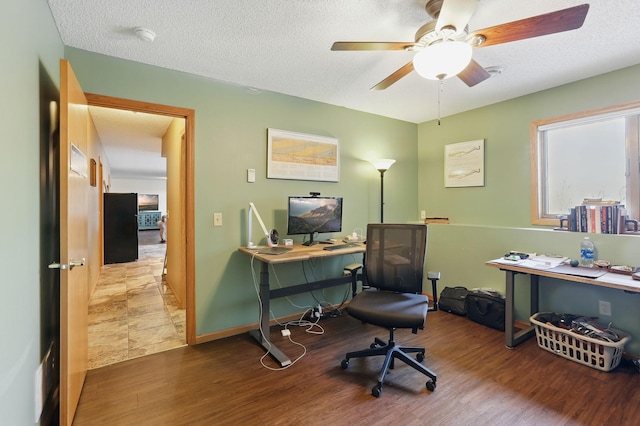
580;237;595;267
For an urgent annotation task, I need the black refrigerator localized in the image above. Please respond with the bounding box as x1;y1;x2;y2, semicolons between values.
104;193;139;264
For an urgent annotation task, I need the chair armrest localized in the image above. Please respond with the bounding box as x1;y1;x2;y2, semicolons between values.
344;263;363;298
427;271;441;281
344;263;363;274
426;271;441;312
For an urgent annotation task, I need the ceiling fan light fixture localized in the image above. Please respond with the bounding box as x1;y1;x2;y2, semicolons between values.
412;41;472;80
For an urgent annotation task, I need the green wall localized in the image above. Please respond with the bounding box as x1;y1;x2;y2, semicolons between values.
0;1;65;424
419;65;640;354
64;47;419;334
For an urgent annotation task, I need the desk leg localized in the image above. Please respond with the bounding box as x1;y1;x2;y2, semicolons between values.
530;274;539;318
505;270;536;349
249;260;292;367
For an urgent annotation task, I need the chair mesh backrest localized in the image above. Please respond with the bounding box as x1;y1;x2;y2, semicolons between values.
363;224;427;293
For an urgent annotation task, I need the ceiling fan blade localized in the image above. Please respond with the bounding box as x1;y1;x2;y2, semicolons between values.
457;59;490;87
469;4;589;48
331;41;415;51
436;0;479;34
370;62;415;91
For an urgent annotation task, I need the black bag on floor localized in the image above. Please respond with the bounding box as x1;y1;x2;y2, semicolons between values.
466;289;505;331
438;286;468;315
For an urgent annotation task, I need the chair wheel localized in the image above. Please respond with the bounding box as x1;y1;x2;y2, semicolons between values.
426;380;436;392
416;352;425;362
370;343;378;349
341;359;349;369
371;384;382;397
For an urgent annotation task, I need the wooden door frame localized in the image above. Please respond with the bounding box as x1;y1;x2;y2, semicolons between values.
86;93;196;344
98;159;104;267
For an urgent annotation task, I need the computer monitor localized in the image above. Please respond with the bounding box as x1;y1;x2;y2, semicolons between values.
287;196;343;246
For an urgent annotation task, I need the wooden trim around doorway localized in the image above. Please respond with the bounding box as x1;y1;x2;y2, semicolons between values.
85;93;196;345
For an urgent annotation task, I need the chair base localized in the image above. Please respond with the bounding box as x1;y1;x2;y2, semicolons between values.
341;333;437;397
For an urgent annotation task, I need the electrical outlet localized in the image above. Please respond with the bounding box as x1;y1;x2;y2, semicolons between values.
213;213;222;227
599;300;611;316
420;210;426;219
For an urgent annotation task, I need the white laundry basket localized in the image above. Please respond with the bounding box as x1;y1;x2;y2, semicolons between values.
530;313;629;372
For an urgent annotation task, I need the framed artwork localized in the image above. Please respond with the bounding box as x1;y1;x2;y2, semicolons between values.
444;139;485;187
89;158;96;187
267;128;339;182
70;144;87;177
138;194;159;211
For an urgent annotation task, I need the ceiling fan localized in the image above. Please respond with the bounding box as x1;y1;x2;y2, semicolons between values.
331;0;590;90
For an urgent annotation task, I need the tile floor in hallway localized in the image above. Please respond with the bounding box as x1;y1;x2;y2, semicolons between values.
88;242;186;369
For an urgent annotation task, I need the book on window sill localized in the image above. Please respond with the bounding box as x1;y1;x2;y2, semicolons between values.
582;198;620;205
424;217;449;224
562;203;628;234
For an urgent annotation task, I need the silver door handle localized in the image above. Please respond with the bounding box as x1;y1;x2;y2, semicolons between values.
69;258;85;270
48;262;68;270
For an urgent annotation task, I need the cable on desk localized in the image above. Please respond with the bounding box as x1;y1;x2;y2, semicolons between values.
300;253;360;317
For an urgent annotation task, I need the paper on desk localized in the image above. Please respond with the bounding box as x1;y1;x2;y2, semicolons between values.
490;257;525;265
598;272;640;288
519;255;568;270
489;255;567;269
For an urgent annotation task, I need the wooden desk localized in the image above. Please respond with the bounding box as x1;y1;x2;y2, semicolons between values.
486;260;640;349
239;243;365;366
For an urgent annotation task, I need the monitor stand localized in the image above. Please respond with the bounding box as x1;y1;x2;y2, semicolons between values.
302;233;318;246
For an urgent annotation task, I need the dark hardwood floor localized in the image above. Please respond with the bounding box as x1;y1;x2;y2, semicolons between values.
73;310;640;425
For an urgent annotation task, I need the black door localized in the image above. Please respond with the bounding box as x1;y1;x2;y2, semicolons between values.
39;60;60;426
104;193;139;264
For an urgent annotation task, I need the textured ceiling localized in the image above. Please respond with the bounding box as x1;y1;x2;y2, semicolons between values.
47;0;640;177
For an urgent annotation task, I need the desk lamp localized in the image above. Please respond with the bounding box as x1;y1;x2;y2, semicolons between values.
370;159;395;223
247;202;278;248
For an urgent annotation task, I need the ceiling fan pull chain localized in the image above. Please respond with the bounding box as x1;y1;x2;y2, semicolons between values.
437;79;443;126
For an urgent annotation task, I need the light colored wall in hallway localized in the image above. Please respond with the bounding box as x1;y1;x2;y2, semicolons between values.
110;177;168;214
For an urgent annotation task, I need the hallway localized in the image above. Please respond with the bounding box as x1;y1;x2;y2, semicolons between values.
88;240;186;369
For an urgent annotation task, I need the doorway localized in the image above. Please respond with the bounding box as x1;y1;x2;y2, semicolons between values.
85;94;195;367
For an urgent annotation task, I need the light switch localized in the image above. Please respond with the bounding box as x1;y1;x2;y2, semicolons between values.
247;168;256;183
213;213;222;227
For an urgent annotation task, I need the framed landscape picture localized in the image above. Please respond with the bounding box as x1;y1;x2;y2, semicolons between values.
138;194;159;211
267;128;339;182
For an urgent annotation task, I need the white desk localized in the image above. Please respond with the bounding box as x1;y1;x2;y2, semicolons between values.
239;243;365;366
486;260;640;348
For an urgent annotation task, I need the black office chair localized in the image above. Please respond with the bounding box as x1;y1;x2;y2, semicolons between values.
341;223;437;397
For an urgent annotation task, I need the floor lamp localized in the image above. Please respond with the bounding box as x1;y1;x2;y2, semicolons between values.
370;159;395;223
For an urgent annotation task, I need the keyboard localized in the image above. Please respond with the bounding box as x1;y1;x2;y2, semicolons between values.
323;243;360;251
257;247;293;255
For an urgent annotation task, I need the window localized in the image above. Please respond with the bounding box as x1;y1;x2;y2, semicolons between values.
531;101;640;226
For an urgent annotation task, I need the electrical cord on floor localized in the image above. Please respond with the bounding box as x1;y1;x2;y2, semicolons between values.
249;251;361;370
251;253;310;370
